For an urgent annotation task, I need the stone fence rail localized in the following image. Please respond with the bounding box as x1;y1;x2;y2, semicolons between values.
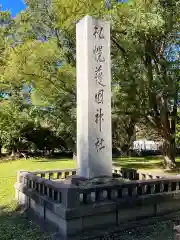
32;168;77;180
30;166;164;181
17;171;180;207
15;168;177;239
112;167;164;180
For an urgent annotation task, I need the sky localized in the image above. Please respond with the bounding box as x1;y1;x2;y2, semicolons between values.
1;0;26;16
1;0;127;16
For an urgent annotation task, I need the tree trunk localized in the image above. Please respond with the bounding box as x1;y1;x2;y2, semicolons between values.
162;138;176;169
124;118;136;156
51;148;55;156
121;144;129;156
73;152;77;161
11;149;16;157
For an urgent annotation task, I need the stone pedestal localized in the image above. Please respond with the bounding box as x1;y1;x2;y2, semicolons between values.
174;225;180;240
76;16;112;179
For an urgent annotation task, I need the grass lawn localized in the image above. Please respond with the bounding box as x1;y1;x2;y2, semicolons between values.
0;156;178;239
0;157;75;240
113;156;180;175
0;157;75;206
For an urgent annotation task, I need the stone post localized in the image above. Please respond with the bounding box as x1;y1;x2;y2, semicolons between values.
174;225;180;240
15;170;26;201
76;16;112;179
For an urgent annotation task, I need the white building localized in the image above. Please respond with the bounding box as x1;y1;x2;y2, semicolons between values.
133;139;162;151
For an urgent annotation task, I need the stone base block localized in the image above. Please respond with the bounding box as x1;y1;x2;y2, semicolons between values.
30;199;44;218
46;209;82;236
83;211;117;229
15;183;29;207
118;205;155;223
157;200;180;215
27;207;83;239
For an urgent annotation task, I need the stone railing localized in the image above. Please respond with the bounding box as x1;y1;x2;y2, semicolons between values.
16;168;176;239
32;168;77;180
17;172;62;203
30;166;163;182
17;170;178;205
78;177;180;205
112;166;164;180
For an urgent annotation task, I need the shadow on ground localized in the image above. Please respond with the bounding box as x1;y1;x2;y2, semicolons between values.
33;157;73;163
113;156;163;170
165;165;180;174
0;204;52;240
113;156;180;174
0;204;176;240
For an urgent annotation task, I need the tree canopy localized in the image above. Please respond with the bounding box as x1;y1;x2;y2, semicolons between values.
0;0;179;168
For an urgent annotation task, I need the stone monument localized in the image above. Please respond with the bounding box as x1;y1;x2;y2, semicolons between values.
16;16;180;240
76;16;112;179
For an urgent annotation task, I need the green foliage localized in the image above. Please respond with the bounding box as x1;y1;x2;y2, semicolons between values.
135;123;162;141
0;102;32;150
176;109;180;146
109;0;180;167
0;0;180;166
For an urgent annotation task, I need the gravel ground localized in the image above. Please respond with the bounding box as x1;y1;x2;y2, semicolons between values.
99;220;175;240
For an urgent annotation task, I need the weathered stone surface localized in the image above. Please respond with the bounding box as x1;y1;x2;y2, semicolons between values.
83;212;117;229
76;16;112;179
63;175;87;185
14;183;29;207
30;198;44;218
76;176;125;188
118;205;155;223
46;209;83;236
156;200;180;215
15;172;180;239
60;184;80;208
